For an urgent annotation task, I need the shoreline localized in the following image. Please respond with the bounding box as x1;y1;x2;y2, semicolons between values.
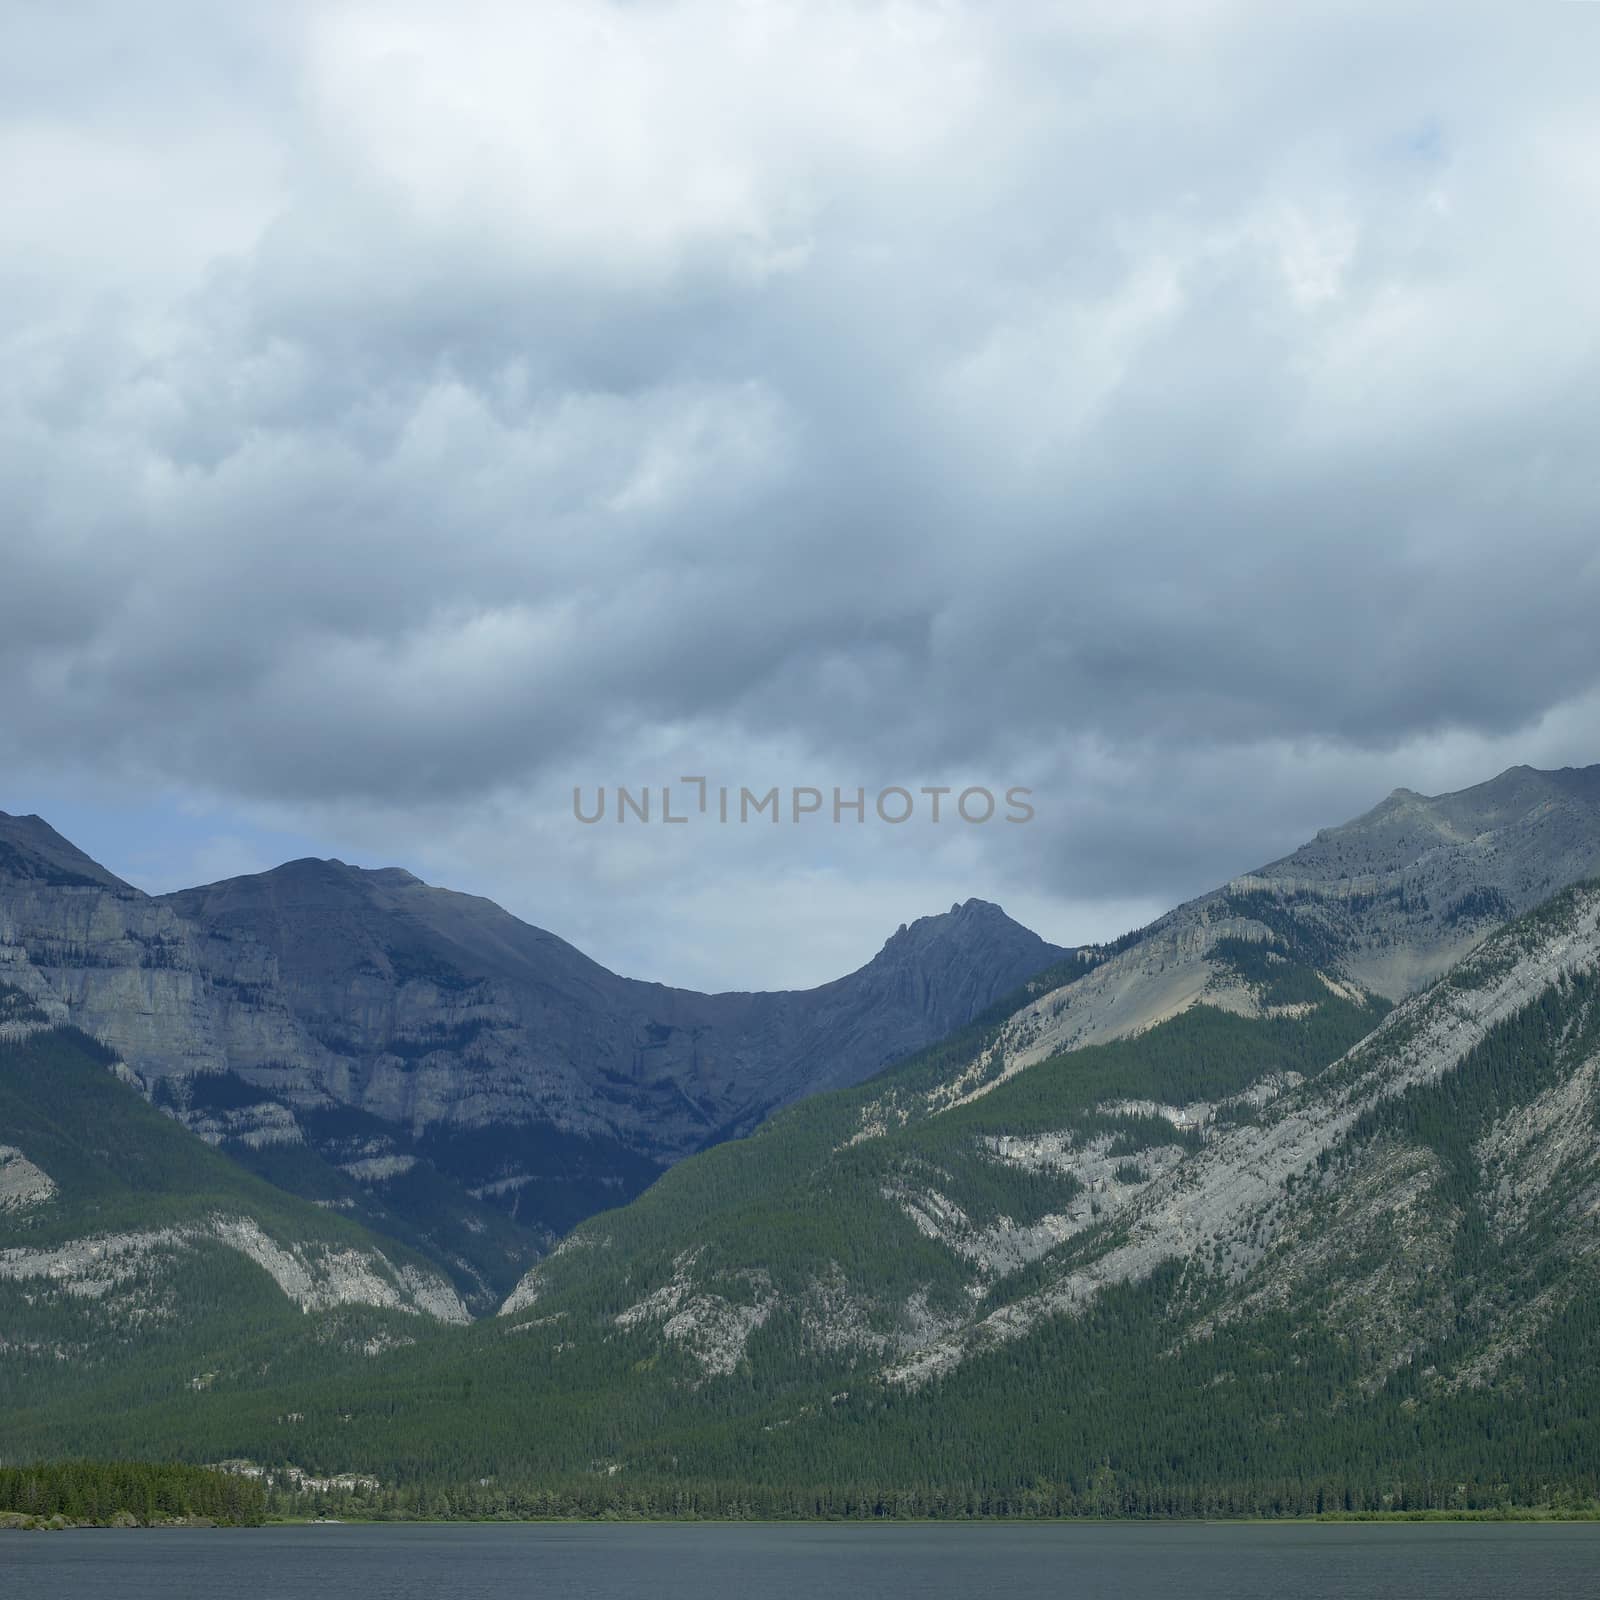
11;1507;1600;1531
252;1509;1600;1528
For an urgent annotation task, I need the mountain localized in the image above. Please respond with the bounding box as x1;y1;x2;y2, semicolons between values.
1246;762;1600;993
8;764;1600;1517
10;871;1600;1514
0;812;129;891
426;880;1600;1515
157;864;1067;1141
0;812;1066;1309
958;762;1600;1080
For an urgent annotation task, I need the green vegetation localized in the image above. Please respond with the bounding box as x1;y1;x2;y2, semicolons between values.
0;1026;458;1264
0;1461;263;1527
0;982;49;1026
0;1025;469;1443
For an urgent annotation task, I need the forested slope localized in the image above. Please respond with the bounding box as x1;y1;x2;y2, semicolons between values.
10;886;1600;1517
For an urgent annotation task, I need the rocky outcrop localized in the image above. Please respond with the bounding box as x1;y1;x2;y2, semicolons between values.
0;1212;467;1323
0;1146;56;1212
208;1217;469;1323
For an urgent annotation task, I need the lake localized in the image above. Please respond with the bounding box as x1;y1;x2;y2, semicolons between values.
2;1521;1597;1598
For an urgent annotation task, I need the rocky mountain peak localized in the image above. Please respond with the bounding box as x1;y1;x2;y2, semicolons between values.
869;898;1059;981
879;897;1021;952
1264;762;1600;886
0;812;131;890
831;899;1066;1055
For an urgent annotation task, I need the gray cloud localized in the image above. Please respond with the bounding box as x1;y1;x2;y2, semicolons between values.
3;1;1599;985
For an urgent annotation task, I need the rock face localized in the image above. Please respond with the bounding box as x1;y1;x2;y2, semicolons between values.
154;866;1063;1150
0;810;1065;1300
0;1145;56;1212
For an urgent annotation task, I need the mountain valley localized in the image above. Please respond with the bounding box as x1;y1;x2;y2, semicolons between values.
5;763;1600;1514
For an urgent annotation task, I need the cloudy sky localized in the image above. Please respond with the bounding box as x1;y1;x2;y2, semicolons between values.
5;1;1600;990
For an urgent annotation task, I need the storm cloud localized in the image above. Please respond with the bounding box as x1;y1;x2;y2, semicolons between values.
4;1;1599;987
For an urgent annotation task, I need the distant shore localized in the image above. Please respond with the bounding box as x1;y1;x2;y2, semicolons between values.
248;1507;1600;1527
11;1503;1600;1531
1;1512;229;1532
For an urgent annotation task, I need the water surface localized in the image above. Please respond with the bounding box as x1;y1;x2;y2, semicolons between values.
2;1521;1597;1599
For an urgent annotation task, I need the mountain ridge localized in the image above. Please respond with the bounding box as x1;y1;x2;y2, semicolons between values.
12;869;1600;1516
7;764;1600;1513
938;762;1600;1089
0;814;1067;1306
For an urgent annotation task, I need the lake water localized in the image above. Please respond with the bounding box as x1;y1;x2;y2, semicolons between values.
2;1521;1597;1598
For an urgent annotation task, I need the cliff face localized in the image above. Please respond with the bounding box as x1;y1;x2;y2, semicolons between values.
153;865;1063;1149
0;816;222;1067
0;812;1066;1305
